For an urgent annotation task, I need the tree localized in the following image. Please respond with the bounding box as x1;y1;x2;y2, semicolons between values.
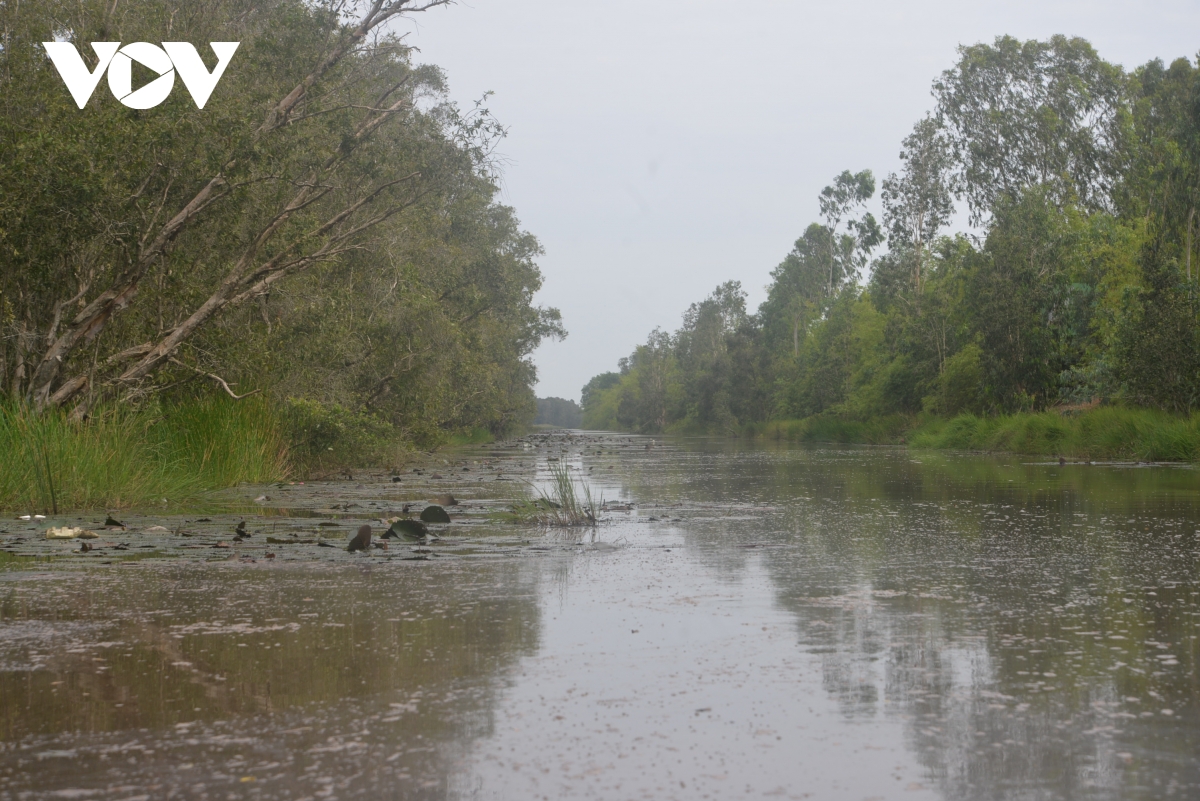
762;224;831;357
934;35;1129;224
818;169;884;296
1;0;516;418
759;171;883;362
674;281;748;431
881;116;957;297
615;329;675;433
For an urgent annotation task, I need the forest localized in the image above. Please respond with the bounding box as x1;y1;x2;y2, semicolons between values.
0;0;563;499
582;36;1200;453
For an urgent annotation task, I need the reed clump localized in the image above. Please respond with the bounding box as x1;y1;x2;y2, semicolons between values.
501;462;601;526
0;397;289;512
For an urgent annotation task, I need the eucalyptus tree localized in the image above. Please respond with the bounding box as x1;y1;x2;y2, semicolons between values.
761;171;883;361
818;169;884;296
614;329;674;433
762;224;829;358
674;281;748;430
1110;56;1200;411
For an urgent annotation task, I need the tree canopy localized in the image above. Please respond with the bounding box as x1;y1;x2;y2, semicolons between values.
0;0;562;445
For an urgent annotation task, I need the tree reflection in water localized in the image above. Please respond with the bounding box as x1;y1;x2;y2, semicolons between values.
637;442;1200;799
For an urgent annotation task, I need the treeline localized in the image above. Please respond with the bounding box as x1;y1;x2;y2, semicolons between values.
0;0;561;454
583;36;1200;435
534;397;582;428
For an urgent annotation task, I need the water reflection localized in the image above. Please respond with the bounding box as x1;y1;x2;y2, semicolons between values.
617;441;1200;798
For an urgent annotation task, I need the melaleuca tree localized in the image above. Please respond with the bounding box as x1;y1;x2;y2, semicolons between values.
934;35;1130;225
0;0;562;440
881;116;957;298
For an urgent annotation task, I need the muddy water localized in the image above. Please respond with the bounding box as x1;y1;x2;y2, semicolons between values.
1;432;1199;800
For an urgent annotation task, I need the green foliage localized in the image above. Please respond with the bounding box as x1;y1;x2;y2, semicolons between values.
534;397;582;428
928;343;985;416
747;414;910;445
933;34;1129;224
448;427;496;446
580;372;621;429
0;0;560;450
280;398;408;472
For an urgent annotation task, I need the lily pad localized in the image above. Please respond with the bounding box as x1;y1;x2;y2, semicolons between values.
386;519;428;541
420;505;451;523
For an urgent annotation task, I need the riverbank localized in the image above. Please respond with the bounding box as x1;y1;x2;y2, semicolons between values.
749;406;1200;461
0;397;506;513
0;398;290;512
9;400;1194;513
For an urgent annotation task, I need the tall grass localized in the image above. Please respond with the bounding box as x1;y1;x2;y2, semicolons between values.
448;426;495;446
746;414;910;445
909;407;1200;461
157;396;289;487
744;407;1200;461
0;397;289;512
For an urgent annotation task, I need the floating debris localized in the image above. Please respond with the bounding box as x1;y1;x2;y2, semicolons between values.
45;527;98;540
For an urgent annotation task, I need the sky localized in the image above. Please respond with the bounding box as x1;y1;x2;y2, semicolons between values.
405;0;1200;402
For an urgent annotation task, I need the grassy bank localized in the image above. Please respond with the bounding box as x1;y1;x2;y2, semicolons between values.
749;407;1200;461
745;414;911;445
0;396;505;512
0;398;289;512
909;407;1200;461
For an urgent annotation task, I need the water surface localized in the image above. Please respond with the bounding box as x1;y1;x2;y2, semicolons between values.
1;433;1198;799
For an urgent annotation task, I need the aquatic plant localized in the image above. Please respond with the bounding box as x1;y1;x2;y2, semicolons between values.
500;462;601;526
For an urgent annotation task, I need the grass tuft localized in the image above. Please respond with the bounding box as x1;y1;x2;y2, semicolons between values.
499;462;601;526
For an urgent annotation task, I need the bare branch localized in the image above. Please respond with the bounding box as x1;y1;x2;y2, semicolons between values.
168;358;261;400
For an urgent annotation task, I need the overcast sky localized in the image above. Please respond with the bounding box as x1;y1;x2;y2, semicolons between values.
407;0;1200;401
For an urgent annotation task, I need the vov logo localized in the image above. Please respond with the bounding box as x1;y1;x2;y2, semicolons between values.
42;42;240;109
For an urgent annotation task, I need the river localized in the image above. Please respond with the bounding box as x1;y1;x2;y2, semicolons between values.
1;430;1198;799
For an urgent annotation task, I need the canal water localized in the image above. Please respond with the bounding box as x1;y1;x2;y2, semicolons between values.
1;431;1198;799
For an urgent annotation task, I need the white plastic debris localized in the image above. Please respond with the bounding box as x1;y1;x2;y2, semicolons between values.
44;527;99;540
45;527;81;539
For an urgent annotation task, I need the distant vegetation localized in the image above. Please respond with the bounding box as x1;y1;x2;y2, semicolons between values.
535;397;582;428
583;36;1200;458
